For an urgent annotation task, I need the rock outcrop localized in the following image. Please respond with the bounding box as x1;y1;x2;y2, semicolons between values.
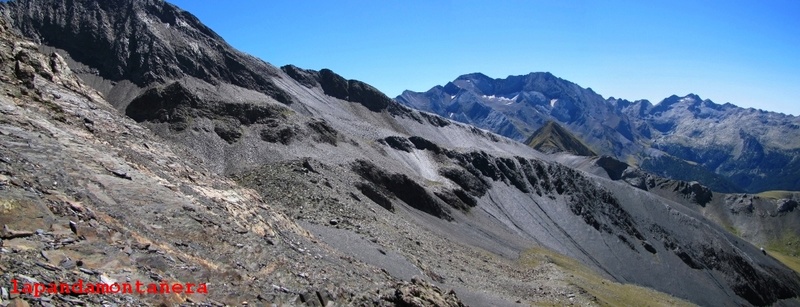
2;0;294;105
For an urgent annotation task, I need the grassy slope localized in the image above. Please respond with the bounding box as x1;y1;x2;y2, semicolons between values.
771;252;800;274
765;231;800;274
520;248;695;307
767;231;800;256
714;219;800;275
757;190;800;200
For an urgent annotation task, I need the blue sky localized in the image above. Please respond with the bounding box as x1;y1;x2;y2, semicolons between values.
168;0;799;115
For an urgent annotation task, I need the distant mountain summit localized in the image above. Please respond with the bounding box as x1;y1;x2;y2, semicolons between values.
397;72;642;157
613;94;800;193
398;73;800;193
525;121;596;156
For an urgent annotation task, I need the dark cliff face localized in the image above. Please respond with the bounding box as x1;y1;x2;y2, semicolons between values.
281;65;401;113
1;0;293;104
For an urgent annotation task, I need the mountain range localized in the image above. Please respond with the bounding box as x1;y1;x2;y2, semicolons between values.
0;0;798;306
397;73;800;193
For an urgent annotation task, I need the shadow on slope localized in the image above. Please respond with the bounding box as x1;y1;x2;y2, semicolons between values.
525;120;597;156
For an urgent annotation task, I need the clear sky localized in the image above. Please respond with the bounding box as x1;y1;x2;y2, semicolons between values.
167;0;799;115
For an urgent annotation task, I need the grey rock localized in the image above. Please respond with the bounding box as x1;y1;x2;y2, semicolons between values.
59;257;75;270
352;159;452;221
777;199;798;214
3;0;294;105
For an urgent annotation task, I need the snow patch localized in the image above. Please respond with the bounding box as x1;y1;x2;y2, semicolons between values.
483;95;515;102
550;99;558;108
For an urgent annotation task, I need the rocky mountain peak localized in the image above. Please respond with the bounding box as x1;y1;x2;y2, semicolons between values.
451;72;495;95
683;93;703;101
523;71;559;83
650;94;690;114
397;71;637;157
455;72;492;81
650;93;739;119
651;93;728;113
673;93;703;105
1;0;293;105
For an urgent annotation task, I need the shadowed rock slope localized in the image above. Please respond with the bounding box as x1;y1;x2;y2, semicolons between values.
2;0;800;306
525;120;596;156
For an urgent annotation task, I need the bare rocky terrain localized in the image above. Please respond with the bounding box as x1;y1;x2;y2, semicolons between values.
0;16;465;307
0;0;799;306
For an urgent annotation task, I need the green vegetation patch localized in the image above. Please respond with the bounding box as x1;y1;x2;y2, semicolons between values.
519;247;695;307
767;231;800;257
757;190;799;200
770;251;800;274
765;231;800;274
722;223;742;237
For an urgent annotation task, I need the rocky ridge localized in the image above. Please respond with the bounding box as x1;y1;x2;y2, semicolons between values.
0;16;465;306
1;0;799;306
2;0;294;110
